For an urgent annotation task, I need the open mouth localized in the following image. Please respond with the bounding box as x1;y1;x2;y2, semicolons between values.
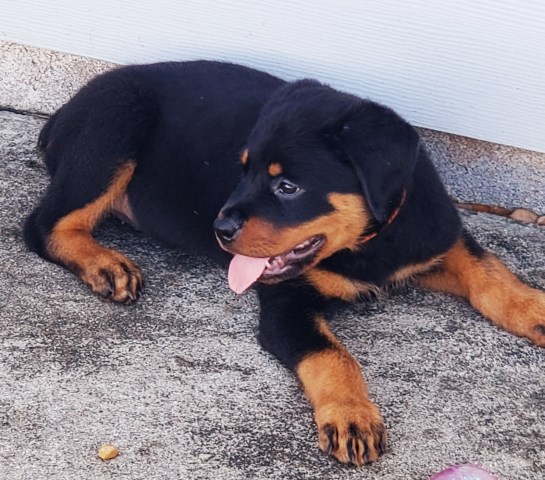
260;235;325;280
227;235;326;294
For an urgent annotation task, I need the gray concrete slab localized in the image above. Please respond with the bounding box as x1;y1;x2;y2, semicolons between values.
421;129;545;213
0;41;116;115
1;111;545;480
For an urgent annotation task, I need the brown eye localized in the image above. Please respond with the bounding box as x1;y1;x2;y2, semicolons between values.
276;181;301;196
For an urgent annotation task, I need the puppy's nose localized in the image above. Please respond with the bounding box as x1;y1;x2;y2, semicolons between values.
213;214;245;243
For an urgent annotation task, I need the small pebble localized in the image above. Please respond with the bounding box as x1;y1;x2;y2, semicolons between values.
97;443;119;461
509;208;538;224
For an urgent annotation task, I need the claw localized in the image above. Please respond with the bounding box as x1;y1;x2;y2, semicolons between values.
534;324;545;336
347;437;355;464
362;437;370;464
99;268;116;293
323;424;336;456
315;402;386;466
372;423;386;457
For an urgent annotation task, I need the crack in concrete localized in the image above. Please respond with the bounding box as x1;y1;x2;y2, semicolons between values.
0;106;50;119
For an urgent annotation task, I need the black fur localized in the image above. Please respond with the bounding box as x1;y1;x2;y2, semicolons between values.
461;230;486;259
320;150;461;287
25;59;463;366
338;101;421;223
256;280;330;370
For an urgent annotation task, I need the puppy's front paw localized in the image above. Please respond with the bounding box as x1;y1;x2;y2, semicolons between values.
78;248;143;304
315;400;386;466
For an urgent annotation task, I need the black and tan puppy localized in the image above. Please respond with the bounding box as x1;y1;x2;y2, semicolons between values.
24;61;545;466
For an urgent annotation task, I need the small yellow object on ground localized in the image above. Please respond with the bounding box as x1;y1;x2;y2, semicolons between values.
97;443;119;460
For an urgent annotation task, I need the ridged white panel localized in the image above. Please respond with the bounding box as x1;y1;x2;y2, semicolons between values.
2;0;545;152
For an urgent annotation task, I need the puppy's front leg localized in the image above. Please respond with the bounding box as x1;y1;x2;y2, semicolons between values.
257;282;386;466
420;230;545;346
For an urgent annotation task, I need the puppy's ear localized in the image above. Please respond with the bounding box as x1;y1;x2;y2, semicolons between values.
337;102;419;223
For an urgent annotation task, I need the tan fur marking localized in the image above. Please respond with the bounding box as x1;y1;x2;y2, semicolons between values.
388;256;444;285
419;268;467;297
419;239;545;346
306;268;380;301
48;161;142;303
229;193;371;268
315;316;340;345
268;162;283;176
297;317;386;465
306;254;443;302
241;149;248;166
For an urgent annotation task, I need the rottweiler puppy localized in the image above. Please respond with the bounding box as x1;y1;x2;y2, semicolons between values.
24;61;545;466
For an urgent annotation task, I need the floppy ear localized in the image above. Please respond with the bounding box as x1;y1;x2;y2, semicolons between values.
337;102;420;223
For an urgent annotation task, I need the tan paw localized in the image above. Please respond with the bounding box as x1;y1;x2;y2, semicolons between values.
78;248;143;304
315;400;386;466
513;289;545;347
489;285;545;347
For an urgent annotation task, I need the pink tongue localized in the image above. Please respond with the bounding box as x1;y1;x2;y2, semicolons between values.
228;254;269;294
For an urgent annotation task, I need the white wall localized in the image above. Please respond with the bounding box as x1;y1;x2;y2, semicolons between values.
2;0;545;152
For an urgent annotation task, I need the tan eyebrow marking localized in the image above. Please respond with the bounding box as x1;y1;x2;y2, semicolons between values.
268;162;283;176
241;149;249;166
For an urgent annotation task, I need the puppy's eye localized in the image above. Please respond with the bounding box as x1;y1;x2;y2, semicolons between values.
275;180;301;196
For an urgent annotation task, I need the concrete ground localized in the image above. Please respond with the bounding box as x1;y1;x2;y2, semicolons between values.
1;109;544;480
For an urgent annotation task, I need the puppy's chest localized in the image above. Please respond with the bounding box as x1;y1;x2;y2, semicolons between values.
305;255;443;302
304;268;381;301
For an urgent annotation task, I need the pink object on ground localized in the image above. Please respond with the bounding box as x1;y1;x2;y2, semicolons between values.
228;254;268;294
431;464;497;480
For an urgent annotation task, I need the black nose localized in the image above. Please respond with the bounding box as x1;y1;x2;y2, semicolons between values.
213;214;245;243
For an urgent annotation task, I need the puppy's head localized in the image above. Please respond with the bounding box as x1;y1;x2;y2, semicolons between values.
214;80;419;285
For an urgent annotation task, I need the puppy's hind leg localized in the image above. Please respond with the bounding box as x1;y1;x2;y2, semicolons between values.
419;231;545;347
25;161;143;303
24;70;157;302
